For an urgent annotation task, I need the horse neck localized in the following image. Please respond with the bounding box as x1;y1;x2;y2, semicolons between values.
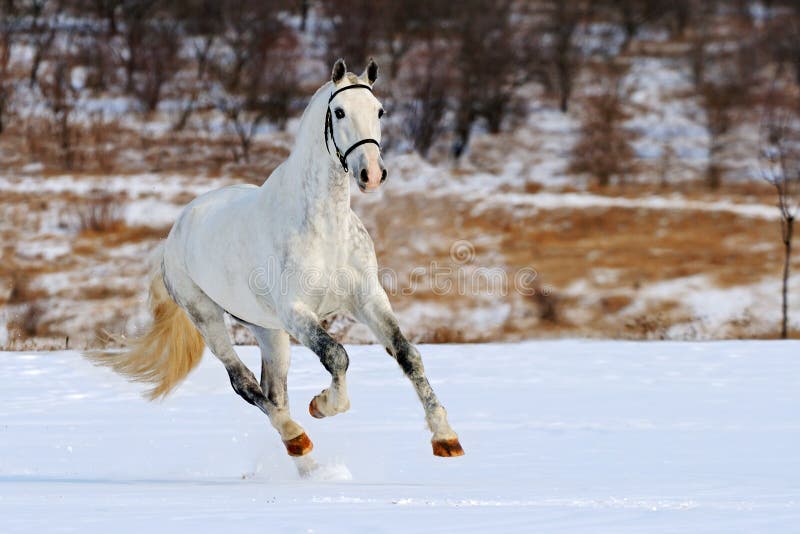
264;82;351;228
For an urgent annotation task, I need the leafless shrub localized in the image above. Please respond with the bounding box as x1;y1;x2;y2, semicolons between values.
760;85;800;339
7;271;44;304
624;312;672;340
73;194;124;233
569;61;638;186
531;286;561;324
411;325;490;344
22;116;47;161
8;302;45;338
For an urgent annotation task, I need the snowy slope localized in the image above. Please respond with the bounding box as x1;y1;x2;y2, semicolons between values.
1;341;799;533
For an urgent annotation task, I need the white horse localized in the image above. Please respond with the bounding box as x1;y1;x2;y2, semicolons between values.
93;59;463;470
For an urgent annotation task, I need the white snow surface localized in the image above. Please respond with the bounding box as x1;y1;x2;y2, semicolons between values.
1;341;799;533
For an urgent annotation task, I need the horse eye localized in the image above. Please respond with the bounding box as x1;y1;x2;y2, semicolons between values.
378;109;384;119
334;108;345;119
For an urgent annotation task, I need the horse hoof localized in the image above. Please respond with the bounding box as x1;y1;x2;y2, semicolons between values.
432;438;465;457
309;397;326;419
283;432;313;456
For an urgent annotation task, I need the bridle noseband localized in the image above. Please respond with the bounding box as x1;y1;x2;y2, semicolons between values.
324;83;380;173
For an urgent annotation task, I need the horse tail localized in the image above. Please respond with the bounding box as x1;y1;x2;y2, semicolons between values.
87;254;205;400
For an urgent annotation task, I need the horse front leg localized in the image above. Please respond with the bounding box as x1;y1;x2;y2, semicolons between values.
356;295;464;457
283;304;351;418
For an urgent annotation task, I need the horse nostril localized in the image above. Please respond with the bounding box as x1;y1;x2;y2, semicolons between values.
381;169;387;182
360;169;368;183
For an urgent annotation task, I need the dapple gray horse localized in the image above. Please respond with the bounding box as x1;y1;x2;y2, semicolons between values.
92;59;463;475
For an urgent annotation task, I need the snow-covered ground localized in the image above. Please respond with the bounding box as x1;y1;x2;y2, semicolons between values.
1;341;799;533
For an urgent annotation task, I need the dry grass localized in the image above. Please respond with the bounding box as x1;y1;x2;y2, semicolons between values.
2;164;795;346
357;186;791;340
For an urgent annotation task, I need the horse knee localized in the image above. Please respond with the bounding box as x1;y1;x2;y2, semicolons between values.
321;342;349;376
396;343;423;377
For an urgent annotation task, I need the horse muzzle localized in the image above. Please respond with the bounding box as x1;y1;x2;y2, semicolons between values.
355;157;387;193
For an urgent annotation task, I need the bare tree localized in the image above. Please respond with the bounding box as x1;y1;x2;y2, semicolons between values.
690;3;752;189
133;18;182;112
118;0;156;93
0;3;15;134
569;60;638;186
92;0;121;35
39;54;79;169
73;30;116;92
767;6;800;87
166;0;223;130
541;0;591;113
398;41;454;157
670;0;692;36
322;0;379;66
180;0;223;80
0;77;10;135
450;0;530;158
298;0;311;32
761;88;800;339
700;81;748;189
27;0;63;87
208;0;300;161
244;31;302;130
215;35;301;163
600;0;670;51
213;0;287;93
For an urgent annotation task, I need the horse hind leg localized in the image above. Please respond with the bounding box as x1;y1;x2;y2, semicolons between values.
249;325;312;457
167;270;312;457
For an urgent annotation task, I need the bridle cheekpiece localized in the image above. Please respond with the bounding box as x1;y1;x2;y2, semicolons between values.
324;83;380;173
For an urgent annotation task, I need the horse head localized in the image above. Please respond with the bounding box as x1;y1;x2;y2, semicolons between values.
325;58;387;192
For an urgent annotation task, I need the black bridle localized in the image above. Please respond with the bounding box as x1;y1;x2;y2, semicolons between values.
324;83;380;173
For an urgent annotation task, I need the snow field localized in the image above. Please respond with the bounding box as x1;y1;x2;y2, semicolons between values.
1;340;799;532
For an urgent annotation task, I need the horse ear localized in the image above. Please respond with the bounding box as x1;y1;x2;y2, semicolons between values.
364;58;378;85
332;58;346;84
